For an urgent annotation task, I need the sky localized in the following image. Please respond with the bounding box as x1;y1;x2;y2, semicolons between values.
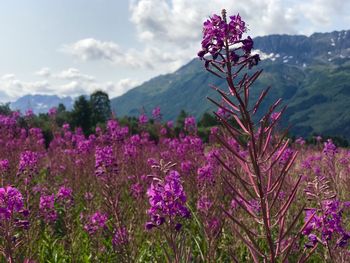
0;0;349;102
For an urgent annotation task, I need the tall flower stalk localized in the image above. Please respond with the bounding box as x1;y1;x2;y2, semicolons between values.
198;9;311;262
145;161;191;263
0;186;27;263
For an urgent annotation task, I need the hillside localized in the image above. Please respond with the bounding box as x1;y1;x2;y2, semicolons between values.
111;30;350;138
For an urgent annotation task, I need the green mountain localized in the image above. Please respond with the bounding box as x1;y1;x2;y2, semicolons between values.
111;30;350;139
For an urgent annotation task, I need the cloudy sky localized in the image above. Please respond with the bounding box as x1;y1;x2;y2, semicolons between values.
0;0;349;102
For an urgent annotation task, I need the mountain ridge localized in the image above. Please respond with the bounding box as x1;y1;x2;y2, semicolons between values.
10;94;74;114
110;29;350;138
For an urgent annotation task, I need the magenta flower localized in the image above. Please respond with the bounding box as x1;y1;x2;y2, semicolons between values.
305;234;318;248
198;13;247;58
57;186;72;199
138;114;148;125
167;121;174;128
160;127;167;136
0;186;23;220
48;107;57;117
95;146;117;177
57;186;73;207
62;123;70;131
180;160;192;174
146;170;190;230
25;109;34;118
84;212;108;235
184;116;196;132
197;164;214;184
152;107;161;119
276;147;294;165
77;140;93;154
123;144;137;159
323;139;337;156
210;127;219;135
18;151;39;174
0;159;9;172
39;194;57;222
302;200;350;248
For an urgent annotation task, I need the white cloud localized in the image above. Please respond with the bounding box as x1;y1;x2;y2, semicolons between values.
35;67;51;78
58;81;87;96
130;0;203;45
58;78;139;98
129;0;298;44
52;69;139;97
0;76;52;101
61;38;191;72
61;0;315;76
1;74;15;80
62;38;123;61
54;68;95;82
298;0;344;25
8;0;347;102
125;0;349;73
296;0;350;34
0;69;141;102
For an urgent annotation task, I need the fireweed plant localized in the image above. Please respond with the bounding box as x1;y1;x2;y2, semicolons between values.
0;186;28;263
197;9;343;262
145;160;191;263
302;140;350;261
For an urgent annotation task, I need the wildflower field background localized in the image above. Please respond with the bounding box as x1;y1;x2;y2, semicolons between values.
0;9;350;263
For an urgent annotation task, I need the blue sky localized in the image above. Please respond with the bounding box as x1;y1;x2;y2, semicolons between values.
0;0;349;102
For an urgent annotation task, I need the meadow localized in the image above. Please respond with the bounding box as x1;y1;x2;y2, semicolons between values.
0;9;350;263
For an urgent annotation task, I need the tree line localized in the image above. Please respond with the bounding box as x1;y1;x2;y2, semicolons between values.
0;90;348;147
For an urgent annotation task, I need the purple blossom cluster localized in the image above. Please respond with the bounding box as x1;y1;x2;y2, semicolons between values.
39;194;57;222
18;150;39;174
0;186;23;220
0;159;9;172
25;109;34;118
303;199;350;248
146;170;190;230
277;147;294;165
95;146;117;177
105;119;129;141
152;106;161;120
84;211;108;235
323;139;338;156
57;186;73;207
48;107;57;117
198;13;247;58
197;164;214;184
0;113;18;128
184;116;196;133
138;114;148;125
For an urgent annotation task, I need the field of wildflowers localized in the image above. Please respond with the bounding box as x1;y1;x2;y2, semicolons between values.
0;9;349;263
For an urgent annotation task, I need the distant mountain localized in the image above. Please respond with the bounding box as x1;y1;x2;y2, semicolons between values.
111;30;350;139
10;94;74;114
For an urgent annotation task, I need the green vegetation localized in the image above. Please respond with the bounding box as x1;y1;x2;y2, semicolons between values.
110;31;350;140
